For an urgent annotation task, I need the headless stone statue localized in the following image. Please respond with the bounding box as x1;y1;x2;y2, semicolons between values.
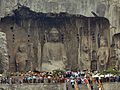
42;28;67;72
16;43;28;72
97;37;109;71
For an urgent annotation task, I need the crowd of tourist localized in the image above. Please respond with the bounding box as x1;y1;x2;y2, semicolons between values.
0;71;65;84
0;70;119;86
65;71;120;89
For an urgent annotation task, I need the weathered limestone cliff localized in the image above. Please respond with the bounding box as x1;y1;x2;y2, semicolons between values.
0;0;119;71
0;6;110;71
0;32;9;72
0;0;119;40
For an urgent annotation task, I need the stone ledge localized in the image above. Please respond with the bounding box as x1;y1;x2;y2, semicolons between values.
0;83;65;90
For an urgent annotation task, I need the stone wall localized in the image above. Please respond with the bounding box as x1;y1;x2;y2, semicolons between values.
0;83;65;90
0;83;119;90
103;83;120;90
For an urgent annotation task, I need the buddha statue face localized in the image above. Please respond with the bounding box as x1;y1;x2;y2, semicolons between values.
49;28;59;42
100;36;107;47
18;44;26;53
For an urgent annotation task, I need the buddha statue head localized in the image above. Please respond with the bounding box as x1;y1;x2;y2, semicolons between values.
100;36;107;47
18;44;26;53
49;27;60;42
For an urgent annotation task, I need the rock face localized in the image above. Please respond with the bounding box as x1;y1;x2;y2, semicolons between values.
0;0;119;72
0;0;119;36
0;31;9;72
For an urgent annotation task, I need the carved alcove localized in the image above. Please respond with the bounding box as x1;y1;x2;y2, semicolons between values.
0;6;110;71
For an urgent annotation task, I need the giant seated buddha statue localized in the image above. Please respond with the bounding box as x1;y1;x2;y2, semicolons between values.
42;28;67;72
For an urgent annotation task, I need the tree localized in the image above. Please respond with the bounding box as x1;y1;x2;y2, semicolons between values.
100;67;120;75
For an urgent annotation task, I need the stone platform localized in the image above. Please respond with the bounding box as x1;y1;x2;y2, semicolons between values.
0;83;65;90
0;83;119;90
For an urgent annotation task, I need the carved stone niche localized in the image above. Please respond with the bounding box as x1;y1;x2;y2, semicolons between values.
0;6;110;72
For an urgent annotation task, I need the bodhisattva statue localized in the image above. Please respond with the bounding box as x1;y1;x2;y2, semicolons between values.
81;36;91;70
15;44;28;72
115;44;120;70
42;28;67;72
97;37;109;71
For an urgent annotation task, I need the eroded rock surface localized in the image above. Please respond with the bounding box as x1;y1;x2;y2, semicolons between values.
0;31;9;72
